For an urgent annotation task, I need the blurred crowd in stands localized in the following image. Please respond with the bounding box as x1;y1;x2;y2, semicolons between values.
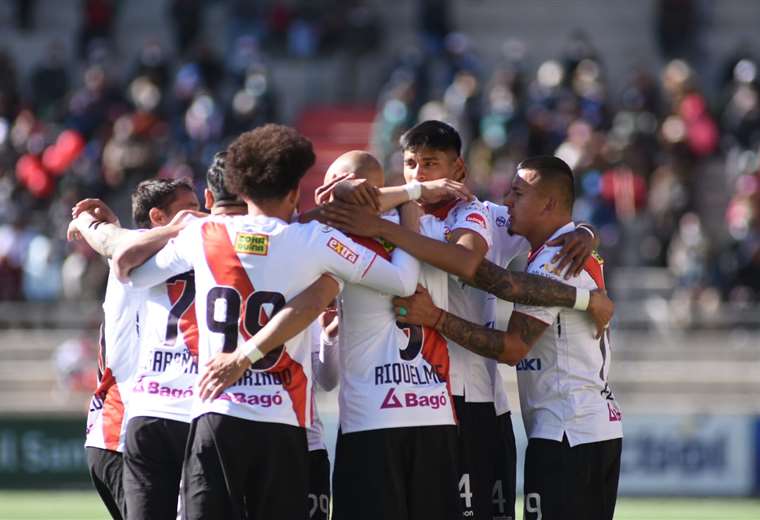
1;0;760;312
373;1;760;309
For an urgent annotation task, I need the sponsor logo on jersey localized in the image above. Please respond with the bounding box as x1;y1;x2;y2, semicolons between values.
495;215;507;227
380;387;448;410
591;250;605;265
465;212;487;229
235;232;269;255
516;358;542;371
327;237;358;263
607;402;622;422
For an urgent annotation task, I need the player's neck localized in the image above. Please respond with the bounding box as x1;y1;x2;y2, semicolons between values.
528;216;573;250
246;199;294;223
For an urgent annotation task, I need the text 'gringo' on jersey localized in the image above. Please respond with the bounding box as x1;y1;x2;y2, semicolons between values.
514;222;623;447
128;214;419;428
338;212;456;433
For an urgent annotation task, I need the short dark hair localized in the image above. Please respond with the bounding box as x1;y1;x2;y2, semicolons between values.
517;155;575;210
206;151;244;207
399;120;462;156
225;124;315;202
132;178;194;229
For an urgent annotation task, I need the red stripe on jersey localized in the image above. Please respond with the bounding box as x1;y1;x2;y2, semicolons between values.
167;280;200;357
583;254;605;289
527;245;545;266
348;234;392;261
202;222;255;341
270;352;308;427
100;368;125;450
181;302;200;357
420;327;458;424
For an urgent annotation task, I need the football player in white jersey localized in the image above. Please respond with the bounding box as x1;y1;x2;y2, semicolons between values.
113;125;421;520
68;155;248;520
68;179;202;519
392;156;622;520
68;201;144;520
324;121;608;520
312;151;461;519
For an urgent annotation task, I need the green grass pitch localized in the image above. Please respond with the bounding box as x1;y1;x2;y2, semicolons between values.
0;491;758;519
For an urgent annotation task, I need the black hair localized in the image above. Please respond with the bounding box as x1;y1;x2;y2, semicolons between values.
517;155;575;210
225;124;315;202
131;177;194;229
399;120;462;156
206;151;244;207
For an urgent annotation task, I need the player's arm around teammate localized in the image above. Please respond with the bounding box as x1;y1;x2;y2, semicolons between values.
323;200;612;335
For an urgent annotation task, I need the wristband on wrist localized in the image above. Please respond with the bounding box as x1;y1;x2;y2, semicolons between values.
573;288;590;311
404;181;423;201
577;224;595;239
241;341;265;364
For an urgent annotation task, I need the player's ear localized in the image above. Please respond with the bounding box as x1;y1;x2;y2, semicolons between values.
148;207;166;227
452;156;466;182
204;189;214;211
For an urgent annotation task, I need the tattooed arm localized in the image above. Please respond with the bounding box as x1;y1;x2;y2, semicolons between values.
470;260;613;337
392;285;548;366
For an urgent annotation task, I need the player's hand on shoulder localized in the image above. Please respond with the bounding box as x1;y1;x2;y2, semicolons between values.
419;178;473;205
588;289;613;339
547;227;595;279
168;209;208;228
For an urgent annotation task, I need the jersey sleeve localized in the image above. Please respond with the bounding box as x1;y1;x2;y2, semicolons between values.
449;201;493;249
512;247;566;325
128;221;198;288
312;224;420;296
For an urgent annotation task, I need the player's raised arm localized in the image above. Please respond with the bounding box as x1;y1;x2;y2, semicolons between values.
393;285;548;366
67;199;136;258
112;210;204;284
322;201;484;280
199;274;341;400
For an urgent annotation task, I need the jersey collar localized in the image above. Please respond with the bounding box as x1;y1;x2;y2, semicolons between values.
424;198;459;219
527;221;576;264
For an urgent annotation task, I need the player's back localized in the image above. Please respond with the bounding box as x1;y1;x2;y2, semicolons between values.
338;212;455;433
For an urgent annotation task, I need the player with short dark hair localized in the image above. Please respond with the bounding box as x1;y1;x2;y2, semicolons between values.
69;178;201;520
114;124;423;520
392;156;623;520
323;122;611;520
131;178;196;230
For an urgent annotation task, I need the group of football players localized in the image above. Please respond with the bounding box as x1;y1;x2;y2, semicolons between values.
69;120;622;520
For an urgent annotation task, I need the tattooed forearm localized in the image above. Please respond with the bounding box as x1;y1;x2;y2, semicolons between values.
510;312;548;345
79;221;133;258
437;311;505;361
470;260;577;307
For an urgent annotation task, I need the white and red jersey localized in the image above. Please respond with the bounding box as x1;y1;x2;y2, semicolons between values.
338;212;456;433
429;199;509;410
128;269;200;424
483;201;532;414
514;222;623;447
129;214;419;428
85;269;145;452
